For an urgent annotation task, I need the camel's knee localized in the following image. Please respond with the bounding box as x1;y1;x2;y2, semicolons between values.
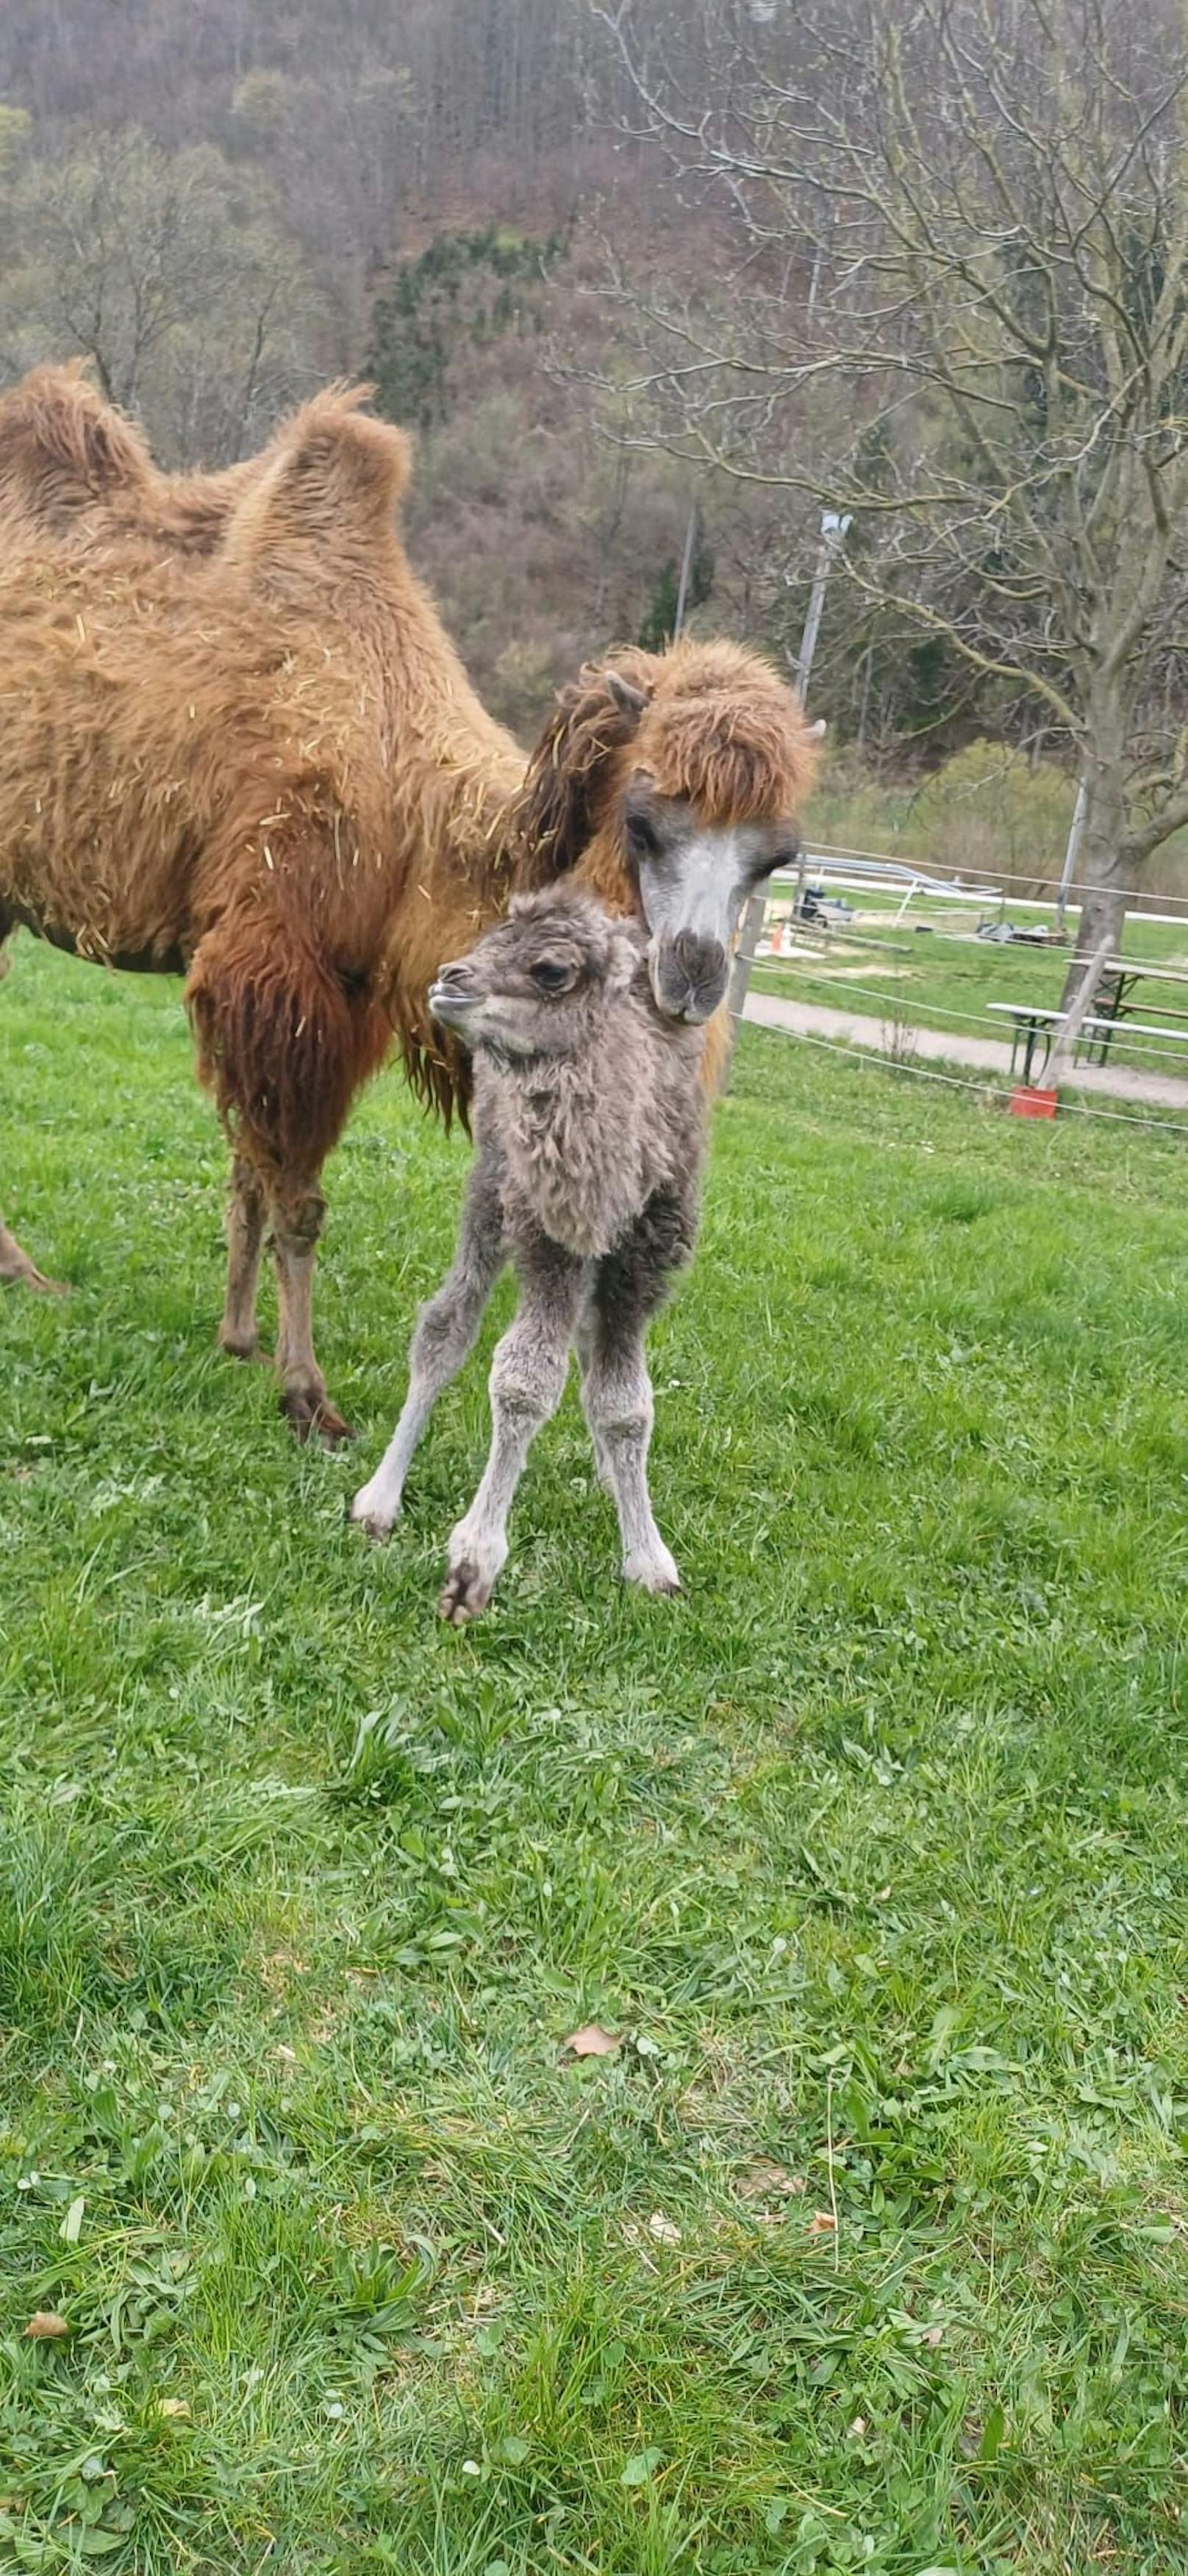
584;1362;654;1446
490;1321;570;1421
412;1271;487;1374
271;1185;326;1257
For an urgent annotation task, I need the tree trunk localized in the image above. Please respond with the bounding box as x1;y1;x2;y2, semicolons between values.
1060;684;1131;1006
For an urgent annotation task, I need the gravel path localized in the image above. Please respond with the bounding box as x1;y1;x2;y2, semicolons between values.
743;989;1188;1113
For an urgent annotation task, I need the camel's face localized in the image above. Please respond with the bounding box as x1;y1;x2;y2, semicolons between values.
621;775;799;1024
431;894;637;1063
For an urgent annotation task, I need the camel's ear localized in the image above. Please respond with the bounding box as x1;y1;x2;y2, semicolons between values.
511;656;655;887
219;387;411;573
604;670;649;723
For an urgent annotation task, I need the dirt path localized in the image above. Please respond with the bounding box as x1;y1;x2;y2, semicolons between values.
743;990;1188;1113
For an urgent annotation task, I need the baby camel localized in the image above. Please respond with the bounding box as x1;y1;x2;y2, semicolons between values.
351;889;705;1620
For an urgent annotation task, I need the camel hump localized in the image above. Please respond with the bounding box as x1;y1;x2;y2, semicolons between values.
0;362;154;525
218;384;412;575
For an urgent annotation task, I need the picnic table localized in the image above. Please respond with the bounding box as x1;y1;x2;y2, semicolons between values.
1076;957;1188;1062
988;991;1188;1082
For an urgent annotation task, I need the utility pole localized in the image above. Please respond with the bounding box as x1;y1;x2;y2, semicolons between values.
727;509;849;1037
1054;772;1087;937
673;503;698;640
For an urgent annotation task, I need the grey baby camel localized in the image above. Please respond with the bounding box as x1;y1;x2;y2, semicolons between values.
351;888;706;1621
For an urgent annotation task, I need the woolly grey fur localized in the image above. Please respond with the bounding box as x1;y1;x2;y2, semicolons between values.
351;888;706;1618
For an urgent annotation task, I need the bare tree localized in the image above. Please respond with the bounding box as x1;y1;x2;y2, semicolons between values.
1;126;321;461
595;0;1188;976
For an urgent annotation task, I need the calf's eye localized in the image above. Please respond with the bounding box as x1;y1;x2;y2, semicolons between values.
532;959;570;992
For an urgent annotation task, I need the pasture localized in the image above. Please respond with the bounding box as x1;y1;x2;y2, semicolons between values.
2;939;1187;2574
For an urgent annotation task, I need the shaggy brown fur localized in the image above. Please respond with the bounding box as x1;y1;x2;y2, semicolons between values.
0;367;819;1438
509;645;820;1088
0;361;263;556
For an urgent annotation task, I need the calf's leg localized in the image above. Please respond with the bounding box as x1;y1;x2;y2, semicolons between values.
351;1162;507;1538
440;1238;583;1624
581;1188;698;1597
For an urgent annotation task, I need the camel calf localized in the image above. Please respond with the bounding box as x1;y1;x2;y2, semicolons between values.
352;890;706;1619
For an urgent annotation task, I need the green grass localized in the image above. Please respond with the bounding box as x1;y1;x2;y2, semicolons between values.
2;936;1187;2575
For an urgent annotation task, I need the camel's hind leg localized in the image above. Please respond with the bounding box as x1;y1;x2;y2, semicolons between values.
0;920;67;1295
218;1154;267;1361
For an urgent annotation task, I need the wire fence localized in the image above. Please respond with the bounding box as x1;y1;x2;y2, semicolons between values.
797;842;1188;919
750;883;1188;1078
752;1013;1188;1143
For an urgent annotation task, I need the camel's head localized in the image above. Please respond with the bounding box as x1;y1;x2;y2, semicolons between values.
515;640;823;1026
430;890;640;1063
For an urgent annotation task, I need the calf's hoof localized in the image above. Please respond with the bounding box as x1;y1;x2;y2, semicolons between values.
349;1481;399;1541
281;1385;356;1447
439;1560;495;1626
623;1544;683;1597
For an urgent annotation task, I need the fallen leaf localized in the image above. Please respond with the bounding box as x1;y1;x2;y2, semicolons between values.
620;2447;663;2486
647;2210;681;2246
157;2399;190;2419
24;2313;71;2339
925;2323;944;2347
60;2195;85;2246
808;2210;837;2234
737;2160;806;2200
561;2024;619;2058
848;2416;867;2438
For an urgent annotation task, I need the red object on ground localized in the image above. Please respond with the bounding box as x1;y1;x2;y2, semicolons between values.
1010;1084;1059;1119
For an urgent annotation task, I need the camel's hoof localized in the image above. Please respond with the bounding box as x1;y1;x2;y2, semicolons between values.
218;1327;262;1364
349;1486;398;1541
623;1548;683;1598
282;1387;357;1447
439;1560;493;1625
1;1257;68;1295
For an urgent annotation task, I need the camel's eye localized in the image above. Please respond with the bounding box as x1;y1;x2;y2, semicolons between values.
532;957;573;993
626;806;662;860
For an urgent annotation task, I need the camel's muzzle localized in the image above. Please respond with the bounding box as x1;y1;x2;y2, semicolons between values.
429;961;482;1032
649;928;729;1025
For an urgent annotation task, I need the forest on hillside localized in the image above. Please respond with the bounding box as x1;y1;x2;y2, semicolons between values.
1;0;1185;905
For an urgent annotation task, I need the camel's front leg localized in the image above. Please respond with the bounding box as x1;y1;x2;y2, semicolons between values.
269;1182;353;1446
440;1241;584;1624
351;1161;506;1538
218;1155;267;1361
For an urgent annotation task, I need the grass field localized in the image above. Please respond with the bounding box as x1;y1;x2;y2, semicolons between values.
2;938;1187;2575
753;893;1188;1079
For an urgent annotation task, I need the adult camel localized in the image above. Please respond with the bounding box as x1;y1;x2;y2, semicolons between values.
0;367;819;1438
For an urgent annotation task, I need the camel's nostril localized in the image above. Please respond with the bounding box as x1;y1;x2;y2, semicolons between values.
673;929;726;983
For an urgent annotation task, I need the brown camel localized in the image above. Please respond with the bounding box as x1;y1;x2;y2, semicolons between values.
0;367;819;1439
